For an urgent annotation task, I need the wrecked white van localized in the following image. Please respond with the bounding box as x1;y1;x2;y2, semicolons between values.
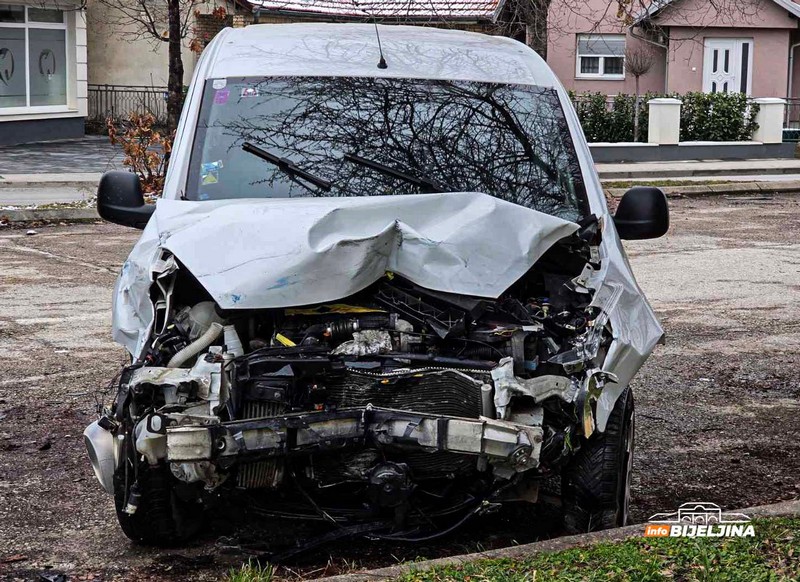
85;23;668;549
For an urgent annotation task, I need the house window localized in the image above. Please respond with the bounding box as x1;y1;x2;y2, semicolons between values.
576;34;626;80
0;5;67;110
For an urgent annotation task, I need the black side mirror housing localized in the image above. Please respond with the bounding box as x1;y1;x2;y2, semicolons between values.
97;171;155;229
613;186;669;240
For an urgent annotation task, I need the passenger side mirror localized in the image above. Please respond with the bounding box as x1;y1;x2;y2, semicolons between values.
613;186;669;240
97;171;155;230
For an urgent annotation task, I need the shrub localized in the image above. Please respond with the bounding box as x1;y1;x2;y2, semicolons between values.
570;92;641;143
679;91;759;141
571;92;611;142
570;91;760;143
609;93;636;142
107;112;173;197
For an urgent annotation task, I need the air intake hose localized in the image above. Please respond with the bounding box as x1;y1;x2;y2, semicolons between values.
167;322;224;368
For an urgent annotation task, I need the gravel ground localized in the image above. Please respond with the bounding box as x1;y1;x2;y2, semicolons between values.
1;195;799;581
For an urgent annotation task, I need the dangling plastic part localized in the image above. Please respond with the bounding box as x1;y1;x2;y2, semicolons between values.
223;324;244;357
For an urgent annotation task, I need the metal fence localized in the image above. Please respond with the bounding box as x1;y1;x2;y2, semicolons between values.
88;84;169;127
784;98;800;129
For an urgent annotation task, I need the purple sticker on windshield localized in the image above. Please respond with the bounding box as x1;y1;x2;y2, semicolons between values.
214;88;230;104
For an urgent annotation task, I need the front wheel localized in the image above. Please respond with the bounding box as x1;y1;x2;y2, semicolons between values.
561;387;635;534
113;449;203;545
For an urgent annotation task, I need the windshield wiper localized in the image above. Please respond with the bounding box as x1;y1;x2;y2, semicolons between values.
343;153;444;193
243;142;332;191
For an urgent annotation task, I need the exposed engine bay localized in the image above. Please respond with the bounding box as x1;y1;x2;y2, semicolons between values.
85;216;630;550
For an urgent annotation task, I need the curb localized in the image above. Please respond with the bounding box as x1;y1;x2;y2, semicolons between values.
0;207;99;223
606;180;800;198
317;499;800;581
0;173;102;190
596;165;800;181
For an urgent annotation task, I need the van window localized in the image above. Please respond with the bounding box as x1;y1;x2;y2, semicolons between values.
187;76;589;222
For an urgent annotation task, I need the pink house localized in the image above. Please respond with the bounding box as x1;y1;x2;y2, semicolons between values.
546;0;800;99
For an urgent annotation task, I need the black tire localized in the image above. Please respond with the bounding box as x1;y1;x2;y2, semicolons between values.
562;387;634;534
114;456;203;545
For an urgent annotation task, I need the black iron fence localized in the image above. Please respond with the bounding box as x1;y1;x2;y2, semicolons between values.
88;84;169;128
784;98;800;129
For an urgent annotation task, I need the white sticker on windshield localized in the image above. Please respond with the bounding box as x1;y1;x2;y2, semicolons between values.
212;78;227;90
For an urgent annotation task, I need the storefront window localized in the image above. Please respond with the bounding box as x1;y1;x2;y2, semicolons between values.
0;5;25;23
29;28;66;105
0;5;67;110
28;7;63;23
0;28;25;107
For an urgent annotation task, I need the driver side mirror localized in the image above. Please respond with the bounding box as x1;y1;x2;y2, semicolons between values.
613;186;669;240
97;171;155;230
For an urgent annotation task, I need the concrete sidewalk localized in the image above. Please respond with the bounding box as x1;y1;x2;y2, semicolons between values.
596;158;800;180
606;180;800;198
0;137;117;206
0;173;98;208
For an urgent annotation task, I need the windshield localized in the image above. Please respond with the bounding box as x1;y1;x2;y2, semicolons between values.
187;76;589;222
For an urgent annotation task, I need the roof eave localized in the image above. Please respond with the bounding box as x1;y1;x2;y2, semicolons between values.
248;0;507;23
254;8;495;22
634;0;800;26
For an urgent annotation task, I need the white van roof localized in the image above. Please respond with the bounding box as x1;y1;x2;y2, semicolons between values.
203;23;558;87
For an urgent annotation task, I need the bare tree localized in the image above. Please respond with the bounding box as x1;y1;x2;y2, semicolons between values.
625;44;655;140
91;0;204;131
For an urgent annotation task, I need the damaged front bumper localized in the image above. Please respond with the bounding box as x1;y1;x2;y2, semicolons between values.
167;406;543;480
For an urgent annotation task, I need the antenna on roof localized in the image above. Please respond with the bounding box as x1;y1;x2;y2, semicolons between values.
353;0;388;68
374;23;388;69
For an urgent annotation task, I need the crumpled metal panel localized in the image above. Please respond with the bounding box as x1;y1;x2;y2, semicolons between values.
112;191;579;354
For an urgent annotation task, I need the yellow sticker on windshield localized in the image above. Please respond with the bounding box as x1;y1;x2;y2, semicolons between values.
201;160;223;185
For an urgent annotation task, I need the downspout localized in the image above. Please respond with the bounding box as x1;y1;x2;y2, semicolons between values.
788;41;800;98
629;25;670;93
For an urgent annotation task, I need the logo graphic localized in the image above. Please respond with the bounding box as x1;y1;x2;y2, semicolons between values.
644;502;754;538
38;49;56;78
0;47;14;86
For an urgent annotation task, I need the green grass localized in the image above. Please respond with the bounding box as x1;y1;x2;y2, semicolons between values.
398;517;800;582
226;560;274;582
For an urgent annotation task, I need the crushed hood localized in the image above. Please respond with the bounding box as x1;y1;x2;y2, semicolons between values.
112;192;580;355
111;190;665;433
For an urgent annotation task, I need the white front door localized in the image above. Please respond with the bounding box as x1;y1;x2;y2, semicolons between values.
703;38;753;95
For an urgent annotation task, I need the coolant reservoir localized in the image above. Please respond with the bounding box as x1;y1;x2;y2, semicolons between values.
182;301;224;340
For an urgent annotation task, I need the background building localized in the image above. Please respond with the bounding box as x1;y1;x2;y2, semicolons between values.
0;1;87;145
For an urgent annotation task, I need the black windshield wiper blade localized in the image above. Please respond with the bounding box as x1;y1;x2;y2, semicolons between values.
343;153;444;193
243;142;331;191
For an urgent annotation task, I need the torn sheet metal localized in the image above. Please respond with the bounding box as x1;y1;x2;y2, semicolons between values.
112;191;579;355
491;357;577;420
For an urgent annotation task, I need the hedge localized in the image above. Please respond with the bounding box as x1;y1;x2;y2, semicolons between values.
569;91;760;143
